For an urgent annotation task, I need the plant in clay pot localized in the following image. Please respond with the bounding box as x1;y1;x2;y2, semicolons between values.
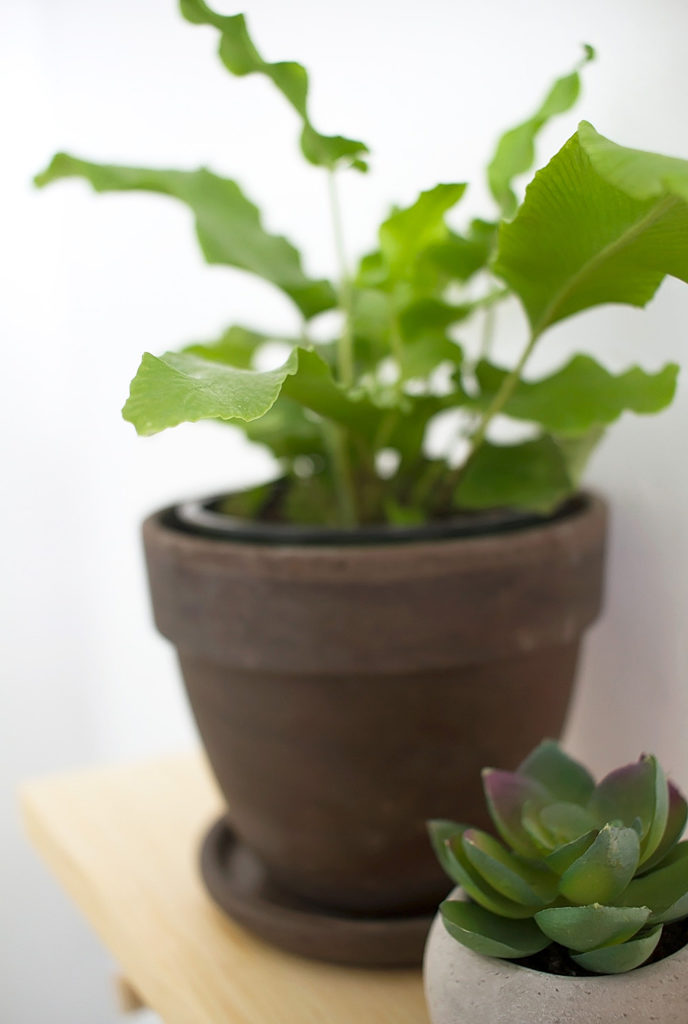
425;740;688;1022
35;1;688;967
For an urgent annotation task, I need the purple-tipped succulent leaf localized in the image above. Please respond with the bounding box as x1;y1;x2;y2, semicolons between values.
482;768;550;858
429;742;688;974
588;755;669;864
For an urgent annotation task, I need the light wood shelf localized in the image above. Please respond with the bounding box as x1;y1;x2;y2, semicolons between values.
21;752;429;1024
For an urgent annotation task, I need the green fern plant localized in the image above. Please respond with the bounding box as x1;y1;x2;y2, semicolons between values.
35;2;688;527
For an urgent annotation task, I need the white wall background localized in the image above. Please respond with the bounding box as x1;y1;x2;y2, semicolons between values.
3;0;688;1019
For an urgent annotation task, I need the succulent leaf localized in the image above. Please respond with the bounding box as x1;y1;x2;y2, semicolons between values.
651;891;688;925
588;756;669;865
539;802;600;845
545;829;598;875
638;781;688;874
521;801;558;853
427;819;466;880
444;834;542;919
620;841;688;917
558;825;640;905
482;769;550;857
535;904;650;952
571;925;663;974
432;744;688;974
441;899;550;959
462;829;558;906
518;740;596;804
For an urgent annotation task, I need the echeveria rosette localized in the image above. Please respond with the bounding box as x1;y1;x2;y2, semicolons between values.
428;741;688;974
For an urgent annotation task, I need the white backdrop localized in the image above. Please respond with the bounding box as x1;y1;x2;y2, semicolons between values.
4;0;688;1020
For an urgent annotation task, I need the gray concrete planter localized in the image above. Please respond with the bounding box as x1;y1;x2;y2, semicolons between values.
424;889;688;1024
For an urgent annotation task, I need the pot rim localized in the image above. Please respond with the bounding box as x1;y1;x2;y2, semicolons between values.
164;486;591;548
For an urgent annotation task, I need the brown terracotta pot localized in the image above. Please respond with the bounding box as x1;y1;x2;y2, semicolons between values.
142;493;607;918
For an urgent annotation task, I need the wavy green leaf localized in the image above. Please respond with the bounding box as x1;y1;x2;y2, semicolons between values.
400;334;463;380
456;436;573;513
122;349;299;435
518;740;596;804
571;925;662;974
475;356;679;437
398;298;472;341
441;899;550;959
558;825;640;905
494;121;688;337
421;219;498;282
34;155;336;320
179;0;368;170
379;184;467;277
183;325;292;369
280;348;382;433
242;397;327;459
556;427;606;487
122;344;384;439
487;45;594;218
350;288;393;343
535;904;650;953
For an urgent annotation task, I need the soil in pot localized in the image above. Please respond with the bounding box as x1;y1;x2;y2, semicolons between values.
513;916;688;977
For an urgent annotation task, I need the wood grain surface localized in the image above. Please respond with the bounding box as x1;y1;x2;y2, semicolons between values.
20;753;429;1024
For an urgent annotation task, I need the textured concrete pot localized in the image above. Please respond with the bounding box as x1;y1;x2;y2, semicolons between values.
142;492;606;942
424;888;688;1023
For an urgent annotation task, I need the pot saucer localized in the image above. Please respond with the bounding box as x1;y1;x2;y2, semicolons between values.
200;817;433;967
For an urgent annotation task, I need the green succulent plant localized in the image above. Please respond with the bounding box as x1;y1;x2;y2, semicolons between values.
429;741;688;974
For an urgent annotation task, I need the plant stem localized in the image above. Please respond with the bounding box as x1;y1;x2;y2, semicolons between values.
323;422;357;527
411;460;447;510
478;281;498;363
389;312;406;396
469;331;538;452
438;330;540;511
324;170;358;525
327;170;355;387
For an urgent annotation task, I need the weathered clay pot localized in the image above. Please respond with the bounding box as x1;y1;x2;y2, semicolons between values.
424;888;688;1023
143;492;606;919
